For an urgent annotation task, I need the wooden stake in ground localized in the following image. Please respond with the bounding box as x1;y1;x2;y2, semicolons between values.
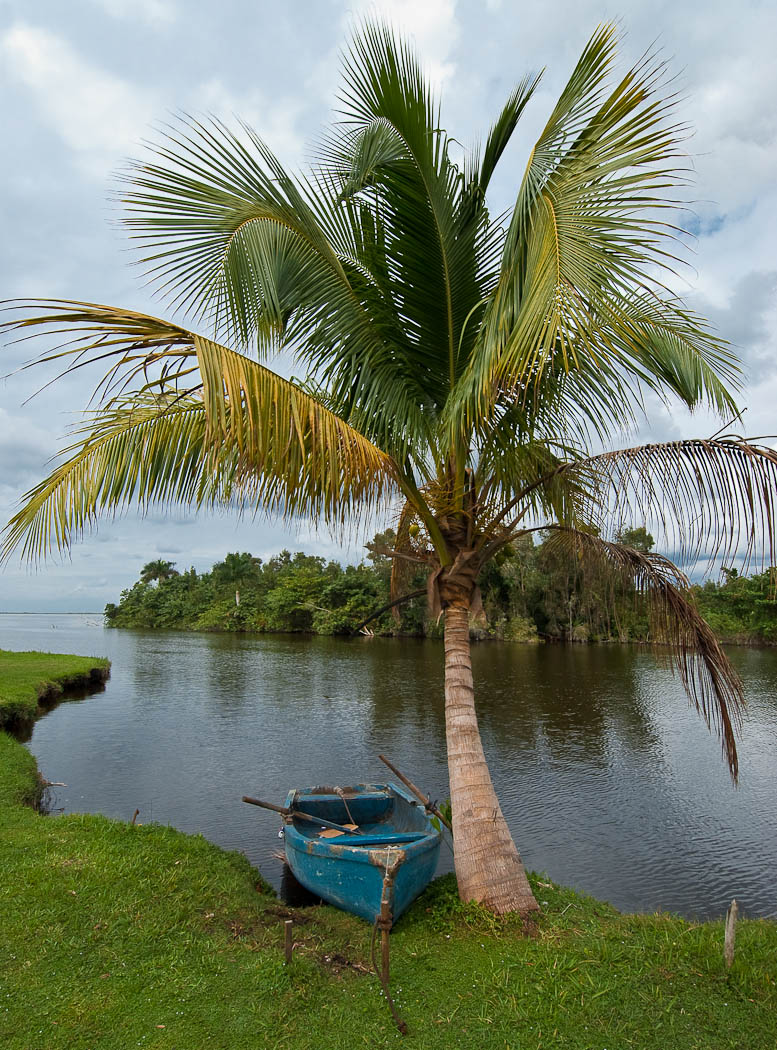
724;899;738;969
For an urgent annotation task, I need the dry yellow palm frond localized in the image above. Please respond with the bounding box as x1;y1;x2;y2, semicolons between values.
193;335;395;524
1;303;398;560
2;395;214;562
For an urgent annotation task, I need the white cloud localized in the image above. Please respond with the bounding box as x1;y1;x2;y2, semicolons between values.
696;271;777;383
193;78;306;169
0;407;54;489
0;23;156;176
89;0;177;25
691;66;777;217
348;0;460;89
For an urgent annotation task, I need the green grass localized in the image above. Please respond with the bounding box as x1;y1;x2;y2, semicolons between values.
0;649;110;732
1;651;776;1048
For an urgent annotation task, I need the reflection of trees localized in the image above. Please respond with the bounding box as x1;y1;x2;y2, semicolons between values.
349;638;450;799
351;638;668;829
337;637;665;777
360;638;445;735
201;633;257;713
467;643;663;767
125;632;663;781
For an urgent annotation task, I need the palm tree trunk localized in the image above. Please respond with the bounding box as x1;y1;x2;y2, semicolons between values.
444;605;540;916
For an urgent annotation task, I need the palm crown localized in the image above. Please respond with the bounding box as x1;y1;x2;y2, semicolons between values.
4;22;777;913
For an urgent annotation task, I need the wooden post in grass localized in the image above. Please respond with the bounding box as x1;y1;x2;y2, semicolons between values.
724;899;738;969
284;920;293;964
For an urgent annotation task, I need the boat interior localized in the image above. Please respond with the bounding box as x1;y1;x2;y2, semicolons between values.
290;784;434;846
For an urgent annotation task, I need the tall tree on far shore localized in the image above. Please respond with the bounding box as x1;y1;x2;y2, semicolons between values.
140;559;179;585
4;22;777;916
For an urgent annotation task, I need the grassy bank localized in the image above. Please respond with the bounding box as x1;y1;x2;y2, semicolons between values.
1;653;776;1048
0;649;110;732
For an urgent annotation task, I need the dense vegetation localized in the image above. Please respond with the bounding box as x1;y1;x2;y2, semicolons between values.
104;533;777;646
104;529;649;641
693;568;777;645
2;651;776;1048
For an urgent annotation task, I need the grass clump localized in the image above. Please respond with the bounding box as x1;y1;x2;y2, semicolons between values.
1;651;776;1048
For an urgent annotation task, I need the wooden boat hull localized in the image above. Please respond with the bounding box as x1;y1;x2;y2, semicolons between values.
283;782;441;925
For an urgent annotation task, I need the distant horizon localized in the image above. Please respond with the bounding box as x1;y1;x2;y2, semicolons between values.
0;610;104;616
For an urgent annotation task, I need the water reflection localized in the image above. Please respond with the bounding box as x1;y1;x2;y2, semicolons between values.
2;614;775;921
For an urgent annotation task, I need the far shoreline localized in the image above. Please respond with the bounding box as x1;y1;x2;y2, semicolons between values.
103;620;777;649
5;609;773;649
3;610;774;648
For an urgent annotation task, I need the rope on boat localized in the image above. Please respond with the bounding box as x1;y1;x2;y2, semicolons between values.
334;786;357;827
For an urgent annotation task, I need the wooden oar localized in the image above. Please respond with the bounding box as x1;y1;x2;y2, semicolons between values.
241;795;364;835
378;755;453;832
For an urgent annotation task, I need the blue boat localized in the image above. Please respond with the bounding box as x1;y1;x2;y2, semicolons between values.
282;782;442;926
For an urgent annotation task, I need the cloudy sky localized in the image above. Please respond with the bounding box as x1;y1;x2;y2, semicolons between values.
1;0;775;612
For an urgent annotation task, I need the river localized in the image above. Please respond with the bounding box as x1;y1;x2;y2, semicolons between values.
2;613;775;920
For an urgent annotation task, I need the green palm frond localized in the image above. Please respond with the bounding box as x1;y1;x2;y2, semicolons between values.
326;21;495;389
475;437;590;544
122;115;337;330
454;24;740;433
543;526;744;779
476;74;542;196
589;290;739;415
121;117;437;458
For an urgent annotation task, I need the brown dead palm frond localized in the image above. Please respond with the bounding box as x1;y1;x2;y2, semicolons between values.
542;525;744;780
389;501;422;620
573;439;777;572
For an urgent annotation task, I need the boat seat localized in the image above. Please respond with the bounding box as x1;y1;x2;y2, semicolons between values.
314;830;428;846
299;791;389;803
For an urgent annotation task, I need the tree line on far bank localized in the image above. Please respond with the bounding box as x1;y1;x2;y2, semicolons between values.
104;529;777;645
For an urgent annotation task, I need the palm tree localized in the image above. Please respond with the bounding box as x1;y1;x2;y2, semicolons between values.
140;559;179;585
211;552;260;588
212;550;260;605
3;23;777;916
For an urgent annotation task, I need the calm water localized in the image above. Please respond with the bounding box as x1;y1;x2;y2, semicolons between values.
2;613;776;920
